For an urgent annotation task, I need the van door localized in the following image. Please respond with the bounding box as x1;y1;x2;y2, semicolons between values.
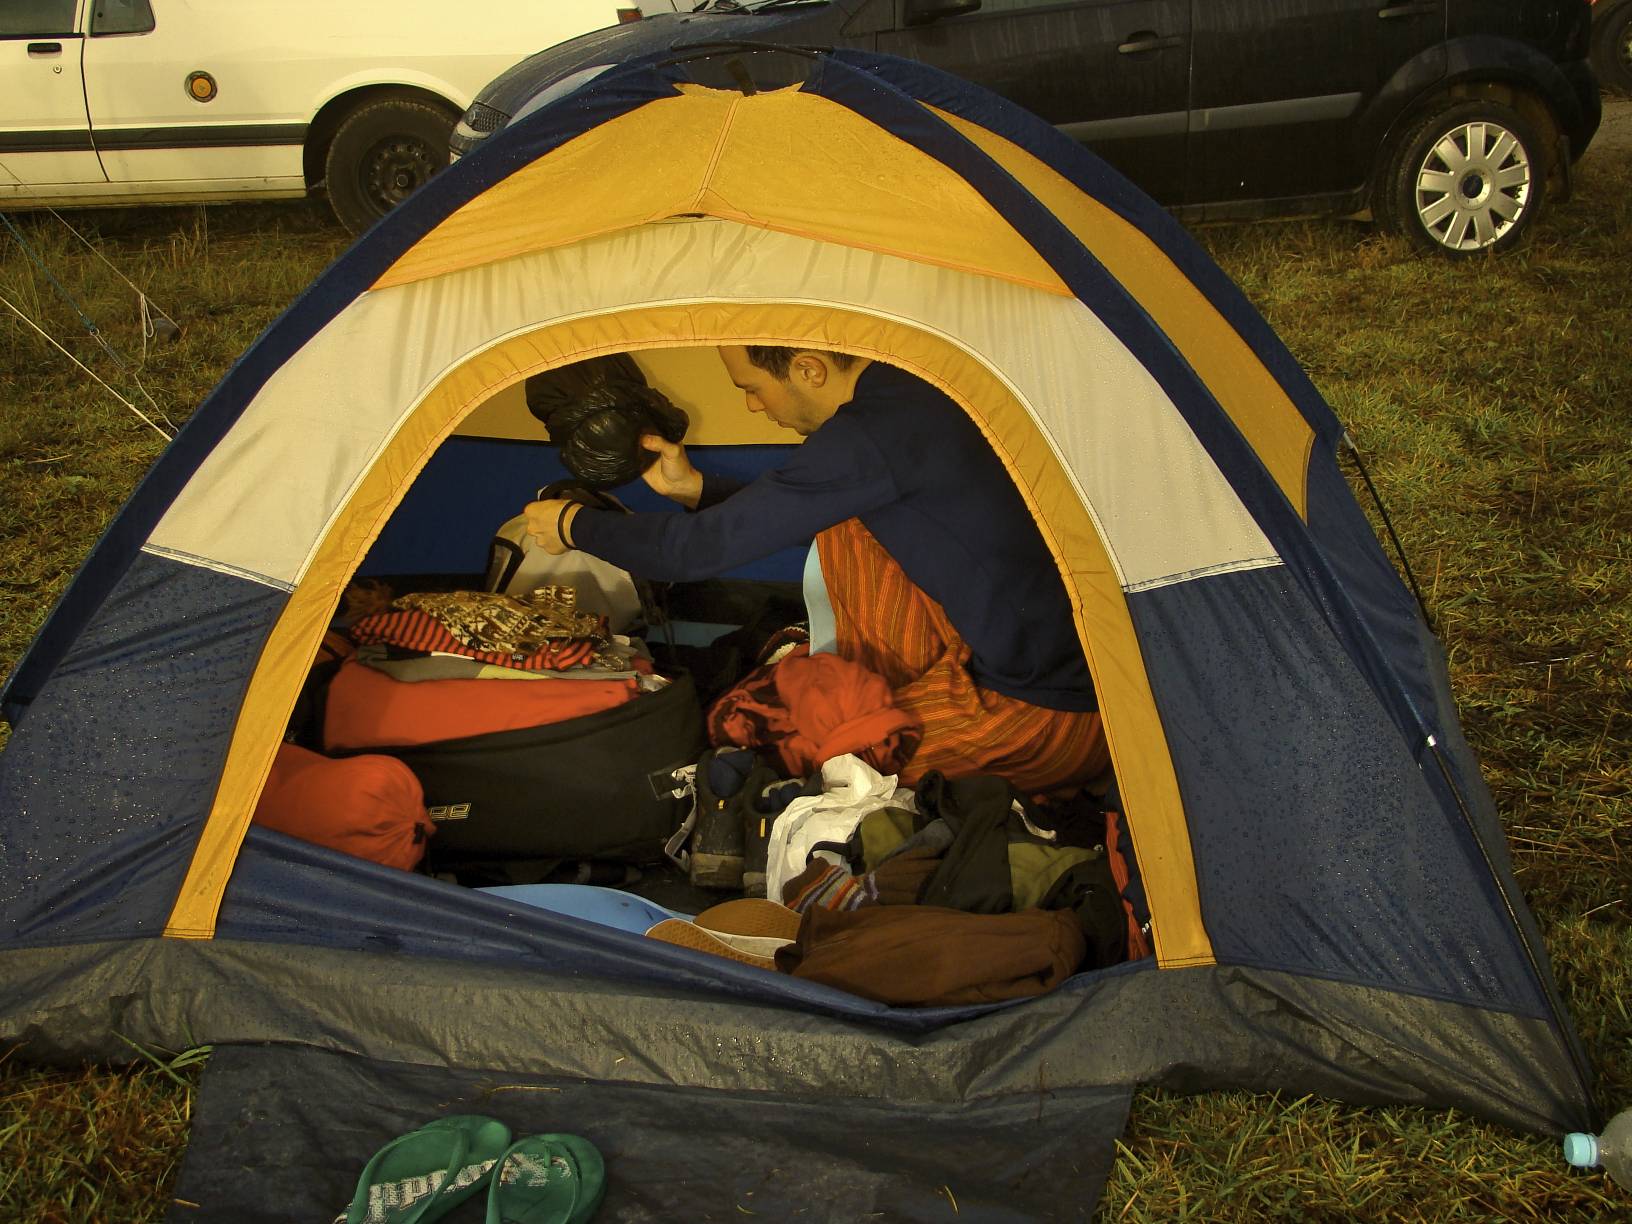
1189;0;1446;209
81;0;305;194
877;0;1192;205
0;0;106;193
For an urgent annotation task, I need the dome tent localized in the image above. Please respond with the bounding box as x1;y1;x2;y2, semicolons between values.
0;48;1596;1218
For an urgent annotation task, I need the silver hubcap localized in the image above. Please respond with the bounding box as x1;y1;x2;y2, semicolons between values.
1413;120;1532;251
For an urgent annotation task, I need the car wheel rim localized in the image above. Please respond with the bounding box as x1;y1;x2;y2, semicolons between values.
1412;120;1532;251
1620;19;1632;73
363;136;439;213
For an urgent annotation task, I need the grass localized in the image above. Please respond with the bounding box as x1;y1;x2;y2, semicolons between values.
2;129;1631;1219
0;202;346;760
0;1044;203;1224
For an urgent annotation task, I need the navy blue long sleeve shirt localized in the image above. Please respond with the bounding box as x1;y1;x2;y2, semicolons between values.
572;362;1097;711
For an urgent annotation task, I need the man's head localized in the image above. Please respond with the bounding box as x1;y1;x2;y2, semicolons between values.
718;345;869;436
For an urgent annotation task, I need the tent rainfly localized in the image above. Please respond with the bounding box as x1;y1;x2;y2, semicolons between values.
0;47;1597;1219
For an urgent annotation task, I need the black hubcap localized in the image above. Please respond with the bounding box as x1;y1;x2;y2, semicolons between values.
365;137;437;211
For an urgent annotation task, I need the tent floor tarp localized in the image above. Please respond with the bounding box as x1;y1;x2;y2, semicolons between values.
1;939;1584;1139
167;1043;1132;1222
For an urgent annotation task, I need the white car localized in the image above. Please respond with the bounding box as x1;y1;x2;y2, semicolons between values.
1;0;658;233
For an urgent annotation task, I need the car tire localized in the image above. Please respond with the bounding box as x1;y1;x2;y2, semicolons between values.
1593;0;1632;95
1376;99;1549;255
324;94;459;237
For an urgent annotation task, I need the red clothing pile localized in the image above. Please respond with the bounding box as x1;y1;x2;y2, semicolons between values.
706;646;920;776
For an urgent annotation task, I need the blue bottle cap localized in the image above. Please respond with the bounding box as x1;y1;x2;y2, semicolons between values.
1563;1132;1598;1168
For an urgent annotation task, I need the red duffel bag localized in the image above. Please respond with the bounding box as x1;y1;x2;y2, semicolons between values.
322;660;637;752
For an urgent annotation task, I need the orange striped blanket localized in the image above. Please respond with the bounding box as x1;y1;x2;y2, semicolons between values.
816;517;1109;795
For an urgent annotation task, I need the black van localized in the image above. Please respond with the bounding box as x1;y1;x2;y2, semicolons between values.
450;0;1601;256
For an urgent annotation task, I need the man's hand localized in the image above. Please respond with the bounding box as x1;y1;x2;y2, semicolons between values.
523;498;580;555
640;433;703;509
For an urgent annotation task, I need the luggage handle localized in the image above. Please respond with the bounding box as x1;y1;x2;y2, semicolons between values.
649;761;695;802
654;762;698;868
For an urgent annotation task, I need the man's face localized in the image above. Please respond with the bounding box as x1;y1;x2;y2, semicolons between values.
718;346;828;436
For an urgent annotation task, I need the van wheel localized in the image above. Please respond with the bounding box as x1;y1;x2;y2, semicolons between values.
1594;0;1632;95
324;95;458;237
1376;99;1548;255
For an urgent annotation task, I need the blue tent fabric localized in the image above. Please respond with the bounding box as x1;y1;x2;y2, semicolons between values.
216;828;1025;1033
1128;568;1543;1017
1301;445;1445;722
0;553;283;946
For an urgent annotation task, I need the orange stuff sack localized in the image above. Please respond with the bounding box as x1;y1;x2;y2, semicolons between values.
322;659;637;752
253;743;434;871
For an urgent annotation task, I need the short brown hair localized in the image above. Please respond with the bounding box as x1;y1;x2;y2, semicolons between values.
743;346;858;380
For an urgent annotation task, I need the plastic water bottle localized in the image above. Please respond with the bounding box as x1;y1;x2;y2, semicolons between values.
1564;1109;1632;1189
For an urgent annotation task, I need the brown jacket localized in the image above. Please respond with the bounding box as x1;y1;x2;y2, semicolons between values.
776;905;1086;1007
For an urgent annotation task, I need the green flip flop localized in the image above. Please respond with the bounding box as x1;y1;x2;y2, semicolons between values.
485;1133;606;1224
344;1114;513;1224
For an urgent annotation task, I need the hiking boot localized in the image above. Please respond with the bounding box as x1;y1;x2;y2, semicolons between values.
689;807;744;892
689;749;793;893
687;749;754;891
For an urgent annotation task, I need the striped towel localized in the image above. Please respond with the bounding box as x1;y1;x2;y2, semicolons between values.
350;609;599;672
815;517;1110;795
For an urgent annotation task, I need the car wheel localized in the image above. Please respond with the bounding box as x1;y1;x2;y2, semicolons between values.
324;95;459;236
1377;99;1549;255
1593;0;1632;95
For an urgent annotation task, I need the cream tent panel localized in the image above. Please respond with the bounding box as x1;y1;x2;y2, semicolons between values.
145;218;1277;590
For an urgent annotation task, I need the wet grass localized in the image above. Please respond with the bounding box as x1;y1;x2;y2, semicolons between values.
1;134;1630;1218
0;1044;204;1224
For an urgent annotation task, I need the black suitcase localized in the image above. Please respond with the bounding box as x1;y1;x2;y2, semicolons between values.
382;671;706;864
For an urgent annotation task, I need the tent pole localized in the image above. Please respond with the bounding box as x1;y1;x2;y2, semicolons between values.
1342;431;1433;632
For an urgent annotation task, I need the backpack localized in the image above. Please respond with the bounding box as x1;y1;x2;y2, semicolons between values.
484;484;649;634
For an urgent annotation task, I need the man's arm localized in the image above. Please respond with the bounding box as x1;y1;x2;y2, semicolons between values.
522;433;739;552
538;415;896;582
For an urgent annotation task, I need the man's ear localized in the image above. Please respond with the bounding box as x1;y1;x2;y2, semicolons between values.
790;352;828;388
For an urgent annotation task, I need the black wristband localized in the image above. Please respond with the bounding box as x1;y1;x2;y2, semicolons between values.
556;501;575;549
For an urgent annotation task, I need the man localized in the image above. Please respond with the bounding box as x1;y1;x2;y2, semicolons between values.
524;345;1109;794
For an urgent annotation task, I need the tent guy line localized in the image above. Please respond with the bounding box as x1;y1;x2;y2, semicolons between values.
0;286;172;439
